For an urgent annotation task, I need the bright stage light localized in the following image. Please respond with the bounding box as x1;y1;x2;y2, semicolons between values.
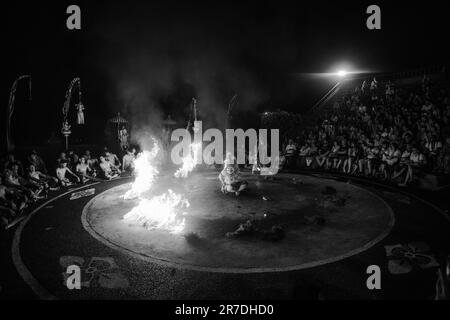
337;70;347;77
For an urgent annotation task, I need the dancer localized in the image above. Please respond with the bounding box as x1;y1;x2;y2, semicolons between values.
219;162;248;196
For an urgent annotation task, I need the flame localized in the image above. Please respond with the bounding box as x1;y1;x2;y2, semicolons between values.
123;189;189;234
123;139;159;200
123;137;188;233
174;142;202;178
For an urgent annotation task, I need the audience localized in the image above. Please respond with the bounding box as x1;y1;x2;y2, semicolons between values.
276;74;450;186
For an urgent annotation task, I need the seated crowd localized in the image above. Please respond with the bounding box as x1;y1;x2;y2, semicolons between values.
0;146;137;229
278;75;450;186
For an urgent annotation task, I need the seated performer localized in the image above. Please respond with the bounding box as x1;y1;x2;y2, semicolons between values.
105;151;122;174
99;156;120;180
26;164;59;193
3;166;42;201
122;147;136;174
56;160;80;187
76;157;98;183
0;175;28;226
218;162;248;196
84;150;98;169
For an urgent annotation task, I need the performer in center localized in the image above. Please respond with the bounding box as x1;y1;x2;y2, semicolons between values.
219;159;248;196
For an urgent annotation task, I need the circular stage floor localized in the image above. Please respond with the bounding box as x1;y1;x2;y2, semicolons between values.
83;172;394;272
10;171;450;299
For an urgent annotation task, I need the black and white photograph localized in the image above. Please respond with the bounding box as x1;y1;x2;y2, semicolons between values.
1;0;450;312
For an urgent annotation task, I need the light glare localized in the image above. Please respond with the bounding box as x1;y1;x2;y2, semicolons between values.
337;70;347;77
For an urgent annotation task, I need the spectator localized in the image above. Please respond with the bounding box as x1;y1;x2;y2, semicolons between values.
438;138;450;173
370;77;378;91
306;141;318;168
285;139;297;169
343;142;357;174
298;142;311;168
315;141;330;169
399;147;426;186
425;135;443;170
380;143;401;180
328;141;340;170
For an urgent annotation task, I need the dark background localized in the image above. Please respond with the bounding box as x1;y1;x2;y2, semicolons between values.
2;0;450;150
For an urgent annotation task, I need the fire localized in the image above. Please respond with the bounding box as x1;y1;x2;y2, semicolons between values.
174;142;202;178
123;137;189;233
123;139;160;200
123;189;189;234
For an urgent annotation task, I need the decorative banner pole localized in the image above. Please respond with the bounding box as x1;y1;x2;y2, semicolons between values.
61;121;72;150
6;75;32;152
192;97;201;133
227;94;238;129
192;97;197;121
61;77;82;150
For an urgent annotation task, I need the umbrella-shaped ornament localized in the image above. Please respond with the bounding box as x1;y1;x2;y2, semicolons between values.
108;112;128;140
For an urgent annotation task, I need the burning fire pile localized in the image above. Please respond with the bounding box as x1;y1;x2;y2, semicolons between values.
123;142;160;200
123;138;200;233
123;189;189;233
174;142;202;178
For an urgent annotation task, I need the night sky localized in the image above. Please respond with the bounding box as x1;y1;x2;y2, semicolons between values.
2;0;450;149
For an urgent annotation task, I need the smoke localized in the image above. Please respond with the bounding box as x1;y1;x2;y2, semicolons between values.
88;3;271;146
